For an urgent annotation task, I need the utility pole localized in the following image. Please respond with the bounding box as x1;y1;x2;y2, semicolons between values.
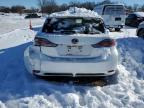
74;0;77;13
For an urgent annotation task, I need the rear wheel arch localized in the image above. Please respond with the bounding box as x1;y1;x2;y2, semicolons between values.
137;28;144;38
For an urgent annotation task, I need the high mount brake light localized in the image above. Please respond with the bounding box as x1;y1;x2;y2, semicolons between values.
34;37;57;47
92;39;116;48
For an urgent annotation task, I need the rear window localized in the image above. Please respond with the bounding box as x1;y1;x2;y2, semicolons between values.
104;5;125;15
42;17;105;34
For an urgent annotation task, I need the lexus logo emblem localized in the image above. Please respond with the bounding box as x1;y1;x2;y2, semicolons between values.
71;38;79;44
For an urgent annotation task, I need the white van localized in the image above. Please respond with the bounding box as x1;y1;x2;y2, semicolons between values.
94;4;126;31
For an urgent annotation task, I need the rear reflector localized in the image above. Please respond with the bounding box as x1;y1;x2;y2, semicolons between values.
34;37;58;47
92;39;115;48
108;70;115;73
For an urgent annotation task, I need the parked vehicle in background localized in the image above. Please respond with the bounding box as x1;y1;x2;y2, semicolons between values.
125;12;144;27
25;13;41;19
94;4;126;31
24;8;118;78
0;12;5;15
137;21;144;38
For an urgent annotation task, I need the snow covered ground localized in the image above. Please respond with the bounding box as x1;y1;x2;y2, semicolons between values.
0;13;144;108
0;13;45;34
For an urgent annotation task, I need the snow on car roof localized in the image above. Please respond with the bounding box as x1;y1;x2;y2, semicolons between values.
134;12;144;17
49;7;101;19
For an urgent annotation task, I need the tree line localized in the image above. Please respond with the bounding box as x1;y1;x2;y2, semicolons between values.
0;5;38;14
37;0;144;14
0;0;144;14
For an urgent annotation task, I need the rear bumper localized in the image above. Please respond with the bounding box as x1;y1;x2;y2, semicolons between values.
24;46;118;77
39;61;117;77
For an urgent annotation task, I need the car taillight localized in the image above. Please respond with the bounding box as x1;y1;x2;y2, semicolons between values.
34;37;57;47
92;39;115;48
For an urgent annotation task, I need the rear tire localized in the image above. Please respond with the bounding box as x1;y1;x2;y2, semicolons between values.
115;28;121;31
105;70;119;85
137;29;144;38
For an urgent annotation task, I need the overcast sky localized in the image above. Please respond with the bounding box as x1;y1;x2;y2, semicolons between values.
0;0;143;8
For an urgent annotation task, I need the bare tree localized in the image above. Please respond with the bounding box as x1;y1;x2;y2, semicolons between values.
59;3;69;11
140;5;144;11
37;0;58;14
0;6;11;13
37;0;47;15
11;5;25;15
133;4;139;11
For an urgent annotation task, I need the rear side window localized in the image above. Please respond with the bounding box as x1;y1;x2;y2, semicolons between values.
42;17;105;34
104;5;125;15
128;14;137;19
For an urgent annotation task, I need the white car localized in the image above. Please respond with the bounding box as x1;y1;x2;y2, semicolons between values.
24;8;118;77
94;4;126;31
137;21;144;38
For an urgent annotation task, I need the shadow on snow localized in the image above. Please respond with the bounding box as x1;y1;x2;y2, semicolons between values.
0;36;143;101
0;42;118;101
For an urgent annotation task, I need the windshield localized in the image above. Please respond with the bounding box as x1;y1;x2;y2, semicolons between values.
42;17;105;34
104;5;125;15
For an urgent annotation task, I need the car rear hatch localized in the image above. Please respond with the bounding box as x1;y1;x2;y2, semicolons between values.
35;33;115;59
103;5;126;26
103;15;125;26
